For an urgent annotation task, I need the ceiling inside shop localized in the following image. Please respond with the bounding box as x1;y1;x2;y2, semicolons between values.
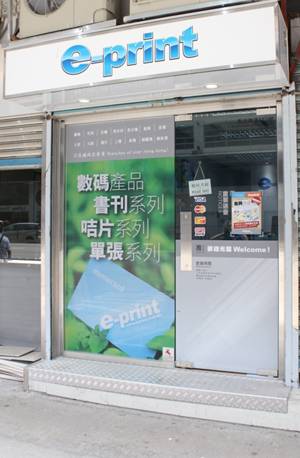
175;118;277;165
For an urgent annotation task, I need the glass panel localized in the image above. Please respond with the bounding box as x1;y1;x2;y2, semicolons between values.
63;118;175;360
175;109;279;373
176;109;278;241
0;169;41;260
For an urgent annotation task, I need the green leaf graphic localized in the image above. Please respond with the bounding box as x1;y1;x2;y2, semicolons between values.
65;310;108;353
147;326;175;351
88;333;108;353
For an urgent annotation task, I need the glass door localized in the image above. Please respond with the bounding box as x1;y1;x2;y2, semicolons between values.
0;167;41;348
175;109;279;375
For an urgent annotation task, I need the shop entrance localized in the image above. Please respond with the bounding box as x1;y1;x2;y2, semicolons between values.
175;109;279;375
56;105;281;376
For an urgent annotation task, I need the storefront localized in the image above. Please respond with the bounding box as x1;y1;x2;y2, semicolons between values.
3;0;299;393
53;107;281;377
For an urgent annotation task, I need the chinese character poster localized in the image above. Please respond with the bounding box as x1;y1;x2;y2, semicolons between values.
64;118;175;360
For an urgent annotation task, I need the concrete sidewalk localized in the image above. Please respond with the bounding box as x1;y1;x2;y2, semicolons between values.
1;379;300;458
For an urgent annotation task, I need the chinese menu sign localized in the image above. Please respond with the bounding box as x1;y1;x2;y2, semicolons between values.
64;118;175;360
231;191;262;235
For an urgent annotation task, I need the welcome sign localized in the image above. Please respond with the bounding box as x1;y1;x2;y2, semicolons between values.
5;5;277;96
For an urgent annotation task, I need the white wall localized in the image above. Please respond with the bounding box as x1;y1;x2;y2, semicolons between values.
0;47;40;116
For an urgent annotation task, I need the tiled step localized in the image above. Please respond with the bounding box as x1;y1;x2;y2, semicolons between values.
27;357;290;414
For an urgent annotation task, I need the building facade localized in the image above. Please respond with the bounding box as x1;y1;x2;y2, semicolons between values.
0;0;299;428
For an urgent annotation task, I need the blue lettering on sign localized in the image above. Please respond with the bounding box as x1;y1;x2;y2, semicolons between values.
61;26;199;77
62;45;92;75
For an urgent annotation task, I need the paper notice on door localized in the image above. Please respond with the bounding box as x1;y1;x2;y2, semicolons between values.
231;191;262;235
188;179;212;197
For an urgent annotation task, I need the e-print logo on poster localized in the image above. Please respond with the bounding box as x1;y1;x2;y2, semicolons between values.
100;299;161;330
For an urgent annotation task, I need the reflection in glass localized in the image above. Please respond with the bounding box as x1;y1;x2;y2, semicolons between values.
175;110;278;241
0;169;41;260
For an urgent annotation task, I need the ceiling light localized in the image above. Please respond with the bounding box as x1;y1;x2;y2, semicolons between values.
205;84;219;89
78;98;90;103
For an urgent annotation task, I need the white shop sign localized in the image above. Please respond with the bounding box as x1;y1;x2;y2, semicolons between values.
188;179;212;196
4;5;277;97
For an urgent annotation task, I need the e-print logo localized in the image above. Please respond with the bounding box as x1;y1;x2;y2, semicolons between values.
61;26;199;78
100;299;161;330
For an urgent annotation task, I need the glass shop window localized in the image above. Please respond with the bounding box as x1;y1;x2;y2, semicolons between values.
175;109;278;242
0;169;41;260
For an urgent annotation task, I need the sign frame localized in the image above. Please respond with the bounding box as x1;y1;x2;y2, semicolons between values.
4;1;282;98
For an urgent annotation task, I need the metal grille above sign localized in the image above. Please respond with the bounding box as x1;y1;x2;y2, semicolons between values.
0;115;44;158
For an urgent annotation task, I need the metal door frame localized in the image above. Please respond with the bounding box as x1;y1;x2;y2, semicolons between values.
49;92;295;382
175;106;281;376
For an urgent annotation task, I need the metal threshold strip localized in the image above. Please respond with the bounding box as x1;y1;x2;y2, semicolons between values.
27;357;290;414
2;260;41;265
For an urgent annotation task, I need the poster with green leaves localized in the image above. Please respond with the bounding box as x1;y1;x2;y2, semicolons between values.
64;117;175;360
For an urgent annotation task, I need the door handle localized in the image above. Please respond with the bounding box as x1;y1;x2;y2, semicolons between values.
180;211;192;271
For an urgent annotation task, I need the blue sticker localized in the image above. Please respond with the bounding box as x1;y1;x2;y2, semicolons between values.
258;177;272;190
68;259;174;359
194;196;206;203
